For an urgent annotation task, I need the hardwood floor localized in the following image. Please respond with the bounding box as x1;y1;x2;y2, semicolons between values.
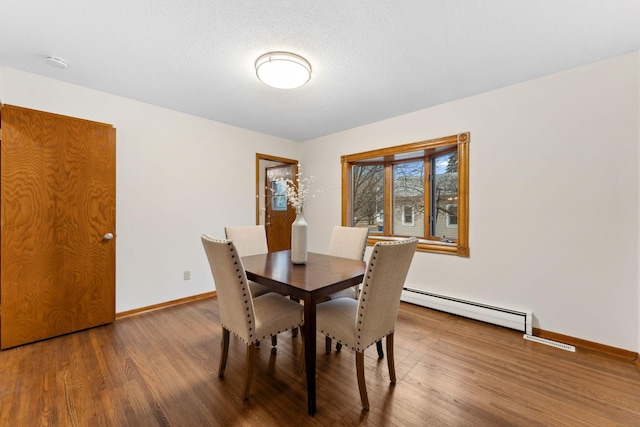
1;298;639;426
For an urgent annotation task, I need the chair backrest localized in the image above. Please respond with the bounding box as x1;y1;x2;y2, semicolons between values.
328;226;369;261
224;225;268;257
201;234;255;344
356;237;418;351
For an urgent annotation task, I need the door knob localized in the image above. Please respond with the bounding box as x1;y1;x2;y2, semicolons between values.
103;233;114;240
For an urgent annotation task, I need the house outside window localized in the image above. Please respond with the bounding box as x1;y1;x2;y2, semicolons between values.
341;133;469;256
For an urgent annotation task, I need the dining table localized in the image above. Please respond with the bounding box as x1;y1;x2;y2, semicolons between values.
241;249;366;416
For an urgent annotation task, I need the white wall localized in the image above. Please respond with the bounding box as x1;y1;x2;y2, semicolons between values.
2;52;639;353
0;66;299;312
301;52;640;352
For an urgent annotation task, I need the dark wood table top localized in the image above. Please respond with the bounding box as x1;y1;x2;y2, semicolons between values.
242;250;365;301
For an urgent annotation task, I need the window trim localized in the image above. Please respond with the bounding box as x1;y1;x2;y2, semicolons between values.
341;132;469;257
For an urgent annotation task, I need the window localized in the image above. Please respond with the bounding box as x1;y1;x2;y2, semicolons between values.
402;206;414;226
342;133;469;256
445;204;458;228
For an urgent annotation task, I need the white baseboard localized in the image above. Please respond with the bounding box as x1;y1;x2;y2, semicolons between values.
401;288;532;335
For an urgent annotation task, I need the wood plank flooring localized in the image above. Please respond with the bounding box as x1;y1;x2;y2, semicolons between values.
1;298;639;426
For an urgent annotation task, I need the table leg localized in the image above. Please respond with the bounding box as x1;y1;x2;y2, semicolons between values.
303;295;316;416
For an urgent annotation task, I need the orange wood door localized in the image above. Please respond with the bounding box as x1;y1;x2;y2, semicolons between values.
265;164;295;251
0;105;116;349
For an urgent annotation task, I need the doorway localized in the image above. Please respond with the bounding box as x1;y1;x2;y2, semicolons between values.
255;154;297;252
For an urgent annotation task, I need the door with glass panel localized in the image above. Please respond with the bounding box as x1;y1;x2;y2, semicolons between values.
256;154;297;252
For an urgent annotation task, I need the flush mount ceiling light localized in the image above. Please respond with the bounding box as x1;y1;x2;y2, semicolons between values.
255;52;311;89
44;56;69;69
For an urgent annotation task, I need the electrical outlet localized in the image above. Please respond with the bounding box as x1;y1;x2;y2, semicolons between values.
183;271;191;280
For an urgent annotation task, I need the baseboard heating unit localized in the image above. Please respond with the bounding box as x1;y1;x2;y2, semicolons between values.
401;288;532;335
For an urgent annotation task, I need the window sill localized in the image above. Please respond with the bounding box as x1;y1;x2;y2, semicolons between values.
367;236;469;257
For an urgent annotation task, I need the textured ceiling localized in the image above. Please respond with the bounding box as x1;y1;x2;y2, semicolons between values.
1;1;640;142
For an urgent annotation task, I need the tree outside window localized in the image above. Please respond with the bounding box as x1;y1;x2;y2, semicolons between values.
352;164;384;233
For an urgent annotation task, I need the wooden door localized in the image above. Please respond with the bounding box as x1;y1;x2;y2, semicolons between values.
265;164;296;251
0;105;116;349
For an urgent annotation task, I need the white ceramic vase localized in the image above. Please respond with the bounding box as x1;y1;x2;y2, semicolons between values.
291;210;308;264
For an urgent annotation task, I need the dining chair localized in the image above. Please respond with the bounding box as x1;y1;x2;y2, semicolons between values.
225;224;299;345
224;225;272;298
316;237;418;411
201;235;304;401
327;226;369;300
325;226;377;354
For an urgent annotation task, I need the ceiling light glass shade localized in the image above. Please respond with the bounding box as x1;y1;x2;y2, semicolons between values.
255;52;311;89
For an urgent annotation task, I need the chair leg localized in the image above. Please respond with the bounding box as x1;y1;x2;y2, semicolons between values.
356;351;370;411
325;336;332;354
376;340;384;359
272;335;278;346
242;343;257;400
218;328;230;378
386;333;396;384
336;342;342;352
290;298;300;339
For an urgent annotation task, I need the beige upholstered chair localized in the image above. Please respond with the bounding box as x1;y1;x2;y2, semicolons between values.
201;235;304;400
316;237;418;410
224;225;271;298
225;224;299;345
327;226;369;300
325;226;373;354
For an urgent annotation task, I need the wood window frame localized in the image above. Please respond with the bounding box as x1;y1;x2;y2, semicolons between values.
341;132;470;257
